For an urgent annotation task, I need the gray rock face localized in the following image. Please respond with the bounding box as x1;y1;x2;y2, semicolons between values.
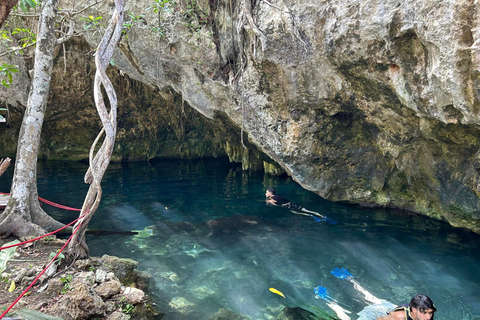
2;0;480;231
76;0;480;231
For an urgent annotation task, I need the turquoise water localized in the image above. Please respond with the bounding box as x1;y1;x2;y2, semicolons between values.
1;159;480;319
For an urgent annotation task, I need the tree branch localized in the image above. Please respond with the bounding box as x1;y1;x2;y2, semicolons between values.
0;41;37;57
58;0;104;17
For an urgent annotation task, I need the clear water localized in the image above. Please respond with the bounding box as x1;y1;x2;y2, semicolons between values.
1;159;479;320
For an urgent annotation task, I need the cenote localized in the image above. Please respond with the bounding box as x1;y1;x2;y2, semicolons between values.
1;158;479;320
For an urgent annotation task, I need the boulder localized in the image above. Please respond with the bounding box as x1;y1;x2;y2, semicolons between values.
120;287;145;305
49;283;105;320
107;311;131;320
95;280;122;299
96;255;138;284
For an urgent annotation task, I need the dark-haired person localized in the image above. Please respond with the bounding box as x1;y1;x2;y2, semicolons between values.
265;188;326;220
376;294;436;320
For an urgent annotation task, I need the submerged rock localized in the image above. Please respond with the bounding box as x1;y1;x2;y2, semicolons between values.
208;308;250;320
278;307;330;320
168;296;195;311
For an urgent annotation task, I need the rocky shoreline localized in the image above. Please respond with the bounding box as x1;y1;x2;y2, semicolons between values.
0;238;160;320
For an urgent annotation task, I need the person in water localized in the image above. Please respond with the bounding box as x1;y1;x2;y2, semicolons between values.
265;188;326;219
376;294;436;320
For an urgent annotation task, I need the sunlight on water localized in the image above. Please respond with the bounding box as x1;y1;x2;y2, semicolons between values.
1;158;480;319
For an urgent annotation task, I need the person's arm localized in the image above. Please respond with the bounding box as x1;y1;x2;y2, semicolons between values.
265;197;277;205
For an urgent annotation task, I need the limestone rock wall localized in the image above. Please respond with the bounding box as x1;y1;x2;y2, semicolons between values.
2;0;480;231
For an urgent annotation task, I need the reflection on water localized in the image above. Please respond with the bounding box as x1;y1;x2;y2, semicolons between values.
1;158;480;319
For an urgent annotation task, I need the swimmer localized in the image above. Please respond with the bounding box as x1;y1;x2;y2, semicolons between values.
265;188;326;220
376;294;436;320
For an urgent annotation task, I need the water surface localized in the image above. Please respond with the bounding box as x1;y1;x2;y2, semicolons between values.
1;159;479;319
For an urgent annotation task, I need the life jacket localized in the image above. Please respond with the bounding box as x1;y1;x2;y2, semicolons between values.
388;304;414;320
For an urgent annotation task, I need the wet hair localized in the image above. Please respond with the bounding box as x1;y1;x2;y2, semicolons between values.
410;294;436;313
267;187;276;195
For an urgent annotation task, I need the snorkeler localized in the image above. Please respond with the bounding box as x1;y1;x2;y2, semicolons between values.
316;268;436;320
376;294;436;320
265;188;326;220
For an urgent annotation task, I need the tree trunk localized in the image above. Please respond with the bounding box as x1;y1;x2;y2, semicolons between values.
67;0;124;259
0;0;64;240
0;0;18;28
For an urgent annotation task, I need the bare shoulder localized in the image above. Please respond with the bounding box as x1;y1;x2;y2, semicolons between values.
376;310;405;320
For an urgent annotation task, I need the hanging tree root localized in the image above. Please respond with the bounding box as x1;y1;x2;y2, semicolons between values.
0;157;11;177
67;0;124;262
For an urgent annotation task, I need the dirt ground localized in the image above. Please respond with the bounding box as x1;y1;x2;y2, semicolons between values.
0;236;72;317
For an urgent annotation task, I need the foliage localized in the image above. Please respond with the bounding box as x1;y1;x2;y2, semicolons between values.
0;63;19;88
1;306;15;318
183;0;208;33
43;235;56;242
147;0;173;13
119;297;135;314
49;250;65;265
122;303;135;314
11;27;36;47
0;30;12;43
79;15;105;31
122;12;146;38
60;274;73;294
17;0;38;13
0;240;19;273
151;26;164;37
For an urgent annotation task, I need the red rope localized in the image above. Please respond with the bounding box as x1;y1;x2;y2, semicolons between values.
0;192;87;317
0;220;84;319
0;212;87;251
38;197;81;211
0;192;81;211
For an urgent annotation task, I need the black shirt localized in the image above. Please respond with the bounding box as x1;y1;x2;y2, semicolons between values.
271;195;290;206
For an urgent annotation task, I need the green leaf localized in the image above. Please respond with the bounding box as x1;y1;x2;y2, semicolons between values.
19;1;27;12
0;240;20;274
15;309;64;320
24;0;36;9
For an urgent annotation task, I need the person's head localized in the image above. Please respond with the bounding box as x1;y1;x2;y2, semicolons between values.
409;294;436;320
265;188;276;198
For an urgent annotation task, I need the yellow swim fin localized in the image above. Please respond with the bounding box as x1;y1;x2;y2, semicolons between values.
269;287;286;298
